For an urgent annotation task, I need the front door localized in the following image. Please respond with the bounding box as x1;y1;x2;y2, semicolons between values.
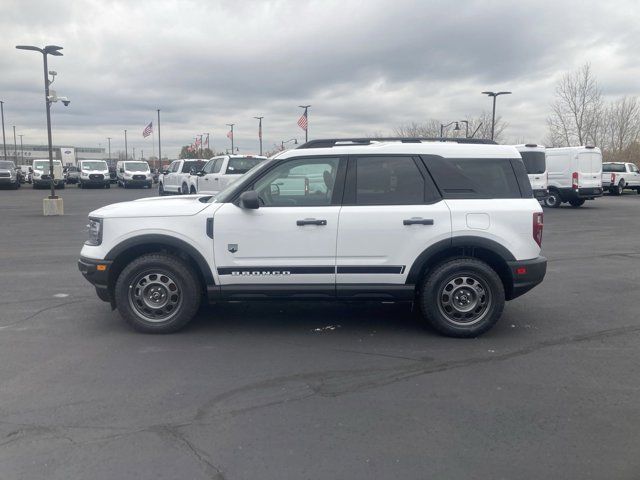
336;155;451;286
213;156;345;288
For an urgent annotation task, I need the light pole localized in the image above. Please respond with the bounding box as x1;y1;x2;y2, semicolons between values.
281;138;298;150
16;44;64;201
124;129;128;160
482;91;511;141
157;109;162;165
459;120;469;138
298;105;310;143
254;116;263;156
226;123;234;153
203;133;210;156
0;101;7;162
440;121;460;138
18;134;24;164
12;126;17;163
107;137;112;166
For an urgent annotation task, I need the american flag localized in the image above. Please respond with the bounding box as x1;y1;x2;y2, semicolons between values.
227;129;233;139
142;122;153;138
204;134;209;147
195;137;201;146
297;112;308;131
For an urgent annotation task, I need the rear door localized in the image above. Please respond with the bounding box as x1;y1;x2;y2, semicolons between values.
627;163;640;186
201;158;224;194
336;155;451;288
577;151;601;188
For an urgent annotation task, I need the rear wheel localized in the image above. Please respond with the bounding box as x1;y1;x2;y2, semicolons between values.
190;186;196;194
114;253;201;333
419;258;505;338
543;191;561;208
182;183;189;195
569;198;585;207
613;181;624;195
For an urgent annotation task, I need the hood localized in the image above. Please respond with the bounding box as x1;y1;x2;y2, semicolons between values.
90;195;216;218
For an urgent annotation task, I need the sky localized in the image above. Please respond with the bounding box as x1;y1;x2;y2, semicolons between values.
1;0;639;158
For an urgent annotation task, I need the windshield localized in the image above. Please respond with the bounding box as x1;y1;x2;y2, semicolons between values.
213;158;275;203
124;162;150;172
33;161;60;170
520;151;546;174
0;161;15;169
81;161;108;171
226;157;265;175
603;163;625;172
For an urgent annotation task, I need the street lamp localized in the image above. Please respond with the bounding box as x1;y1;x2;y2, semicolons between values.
18;134;24;164
16;44;65;203
281;138;298;150
226;123;235;153
12;126;17;163
440;121;460;138
254;116;263;156
0;101;7;162
107;137;112;166
124;129;128;160
482;91;512;141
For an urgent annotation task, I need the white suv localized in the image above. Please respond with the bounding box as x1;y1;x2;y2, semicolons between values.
79;138;546;338
189;155;267;194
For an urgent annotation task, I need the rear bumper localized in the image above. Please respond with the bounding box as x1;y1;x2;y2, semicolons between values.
507;256;547;300
558;187;602;200
78;257;113;303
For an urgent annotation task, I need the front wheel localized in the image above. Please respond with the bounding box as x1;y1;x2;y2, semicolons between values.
158;183;166;196
569;198;585;207
114;253;201;333
543;191;561;208
419;258;505;338
105;182;110;189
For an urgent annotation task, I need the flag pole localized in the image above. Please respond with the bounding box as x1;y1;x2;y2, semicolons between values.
157;109;162;169
298;105;310;143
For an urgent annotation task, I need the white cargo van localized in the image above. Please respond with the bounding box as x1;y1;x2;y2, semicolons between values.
78;160;110;189
32;159;64;189
116;160;153;188
515;144;548;200
544;146;603;208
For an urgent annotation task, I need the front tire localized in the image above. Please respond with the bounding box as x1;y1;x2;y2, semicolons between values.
181;183;189;195
543;191;561;208
105;182;110;189
114;253;201;333
419;258;505;338
158;183;166;196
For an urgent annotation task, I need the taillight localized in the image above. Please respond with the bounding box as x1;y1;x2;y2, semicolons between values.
533;212;543;247
611;173;616;184
572;172;579;189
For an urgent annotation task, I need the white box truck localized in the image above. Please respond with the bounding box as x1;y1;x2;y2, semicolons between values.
544;146;603;208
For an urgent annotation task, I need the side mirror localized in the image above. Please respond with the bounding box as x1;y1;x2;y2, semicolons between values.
162;170;169;175
196;171;205;177
239;190;260;209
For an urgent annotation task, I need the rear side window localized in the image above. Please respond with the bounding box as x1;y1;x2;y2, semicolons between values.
227;157;263;175
603;164;625;172
520;151;546;174
423;155;524;199
182;161;205;173
355;156;431;205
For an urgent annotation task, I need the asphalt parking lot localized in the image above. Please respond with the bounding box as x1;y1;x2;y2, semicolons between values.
1;185;639;479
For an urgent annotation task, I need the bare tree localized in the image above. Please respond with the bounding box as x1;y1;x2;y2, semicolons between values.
606;96;640;153
393;113;507;142
393;120;441;138
548;63;603;146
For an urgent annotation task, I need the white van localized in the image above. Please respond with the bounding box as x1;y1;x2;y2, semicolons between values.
78;160;110;189
515;144;548;200
544;146;603;208
32;159;64;189
116;160;153;188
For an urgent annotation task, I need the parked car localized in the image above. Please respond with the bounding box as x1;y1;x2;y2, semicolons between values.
79;137;546;337
189;155;267;194
17;165;32;184
64;165;80;184
602;162;640;195
158;159;206;195
78;160;111;189
0;160;20;189
32;159;65;189
116;160;153;188
544;146;602;208
515;144;548;200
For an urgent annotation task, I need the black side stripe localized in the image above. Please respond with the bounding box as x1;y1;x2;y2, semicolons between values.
217;266;405;275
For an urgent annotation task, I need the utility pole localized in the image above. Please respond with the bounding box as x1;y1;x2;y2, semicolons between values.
13;126;17;163
107;137;112;166
0;101;7;162
18;134;24;164
254;116;263;156
157;109;162;166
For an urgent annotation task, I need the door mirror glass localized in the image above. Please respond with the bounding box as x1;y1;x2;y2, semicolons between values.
239;190;260;209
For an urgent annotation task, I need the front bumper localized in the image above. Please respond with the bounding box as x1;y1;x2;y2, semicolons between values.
78;257;113;303
507;256;547;300
0;177;16;184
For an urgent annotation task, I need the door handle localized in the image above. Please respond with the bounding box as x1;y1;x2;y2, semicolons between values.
297;218;327;226
403;218;434;226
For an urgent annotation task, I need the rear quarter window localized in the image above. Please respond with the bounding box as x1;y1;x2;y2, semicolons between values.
421;155;527;199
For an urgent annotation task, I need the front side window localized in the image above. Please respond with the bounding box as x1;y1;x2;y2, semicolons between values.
355;156;426;205
253;157;340;207
201;160;215;174
227;157;264;175
169;162;179;173
212;158;224;174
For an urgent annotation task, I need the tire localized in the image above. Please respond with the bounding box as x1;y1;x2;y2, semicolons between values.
419;258;505;338
12;181;19;190
114;253;201;333
190;186;196;194
181;183;189;195
613;182;624;195
569;198;585;207
123;181;128;189
105;182;110;189
543;191;561;208
158;183;166;196
58;182;65;189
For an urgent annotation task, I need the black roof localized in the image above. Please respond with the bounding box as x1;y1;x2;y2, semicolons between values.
297;137;497;149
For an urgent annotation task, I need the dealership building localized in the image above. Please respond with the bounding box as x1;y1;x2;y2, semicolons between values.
0;144;106;166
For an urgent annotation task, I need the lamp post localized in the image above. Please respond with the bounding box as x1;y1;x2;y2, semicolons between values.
298;105;310;143
482;91;511;141
107;137;112;166
18;134;24;164
0;101;7;162
254;116;263;156
124;129;128;160
226;123;234;153
157;109;162;165
440;121;460;139
16;44;64;201
281;138;298;150
12;126;17;163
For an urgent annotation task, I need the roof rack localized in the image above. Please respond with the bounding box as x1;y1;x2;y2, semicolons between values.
297;137;497;149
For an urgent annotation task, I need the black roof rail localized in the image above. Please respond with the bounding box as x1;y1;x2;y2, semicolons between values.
297;137;498;149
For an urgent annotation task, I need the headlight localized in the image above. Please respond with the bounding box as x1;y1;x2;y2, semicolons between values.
85;218;103;246
81;172;89;177
124;173;132;178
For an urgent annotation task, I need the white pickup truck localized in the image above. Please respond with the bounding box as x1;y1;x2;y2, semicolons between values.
188;155;266;195
602;162;640;195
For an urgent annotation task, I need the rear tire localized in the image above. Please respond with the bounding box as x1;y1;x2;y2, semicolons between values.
182;183;189;195
569;198;585;207
419;258;505;338
114;253;201;333
613;182;624;195
190;186;196;194
543;191;561;208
